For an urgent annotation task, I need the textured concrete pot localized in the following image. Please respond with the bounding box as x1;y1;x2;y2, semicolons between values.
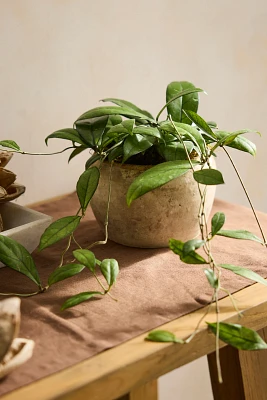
91;159;216;248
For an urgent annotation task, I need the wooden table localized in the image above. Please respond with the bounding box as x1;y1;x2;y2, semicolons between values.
2;279;267;400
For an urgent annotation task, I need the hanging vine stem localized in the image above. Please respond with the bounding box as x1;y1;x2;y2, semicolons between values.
223;147;267;246
58;235;72;268
4;147;75;157
87;161;113;250
169;117;223;380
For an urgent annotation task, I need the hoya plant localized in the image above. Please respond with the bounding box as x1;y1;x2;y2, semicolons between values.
0;81;266;381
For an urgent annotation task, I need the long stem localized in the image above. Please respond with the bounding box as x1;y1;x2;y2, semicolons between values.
87;162;113;250
215;291;223;383
0;287;47;297
58;235;72;267
223;147;267;246
185;294;215;343
4;147;75;156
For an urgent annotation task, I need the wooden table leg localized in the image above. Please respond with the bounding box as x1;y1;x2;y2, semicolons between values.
117;380;158;400
207;327;267;400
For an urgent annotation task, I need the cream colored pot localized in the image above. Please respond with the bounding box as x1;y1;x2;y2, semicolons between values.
91;159;216;248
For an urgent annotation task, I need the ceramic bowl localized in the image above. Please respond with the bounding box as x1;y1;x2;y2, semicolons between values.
0;202;52;268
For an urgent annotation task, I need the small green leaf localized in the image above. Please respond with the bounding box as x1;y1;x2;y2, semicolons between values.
217;230;263;244
0;236;40;286
193;169;224;185
48;263;85;286
76;116;109;148
183;110;217;139
76;166;100;212
108;120;134;136
204;268;219;289
85;153;101;169
214;131;256;156
68;146;87;163
45;128;85;146
122;134;154;162
146;330;184;343
102;98;154;120
220;264;267;286
169;239;207;264
0;140;20;151
207;121;217;128
133;126;162;139
127;160;197;206
39;216;81;251
160;121;206;156
211;212;225;237
100;259;119;286
73;249;96;272
166;82;199;124
61;291;103;311
207;322;267;350
183;239;205;255
157;141;194;161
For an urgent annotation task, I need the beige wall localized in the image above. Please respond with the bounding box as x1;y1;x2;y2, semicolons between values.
1;0;267;210
1;1;267;398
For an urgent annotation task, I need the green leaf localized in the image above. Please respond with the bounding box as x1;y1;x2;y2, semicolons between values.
127;160;197;206
207;322;267;350
193;169;224;185
68;146;87;163
217;229;263;244
85;153;101;169
215;131;256;156
157;141;194;161
0;236;40;286
100;259;119;286
204;269;219;289
45;128;85;146
102;98;154;120
166;81;199;124
160;121;206;156
169;239;207;264
108;120;135;136
107;115;123;127
122;134;154;162
76;116;109;148
73;249;96;272
220;264;267;286
183;239;205;255
0;140;20;151
76;106;154;123
39;216;81;251
48;263;85;286
157;87;203;122
166;81;183;122
107;144;124;162
76;166;100;212
146;330;184;343
183;110;217;139
61;291;103;311
133;126;162;139
207;121;217;129
211;212;225;237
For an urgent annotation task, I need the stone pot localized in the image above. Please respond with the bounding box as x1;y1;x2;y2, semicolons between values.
90;159;216;248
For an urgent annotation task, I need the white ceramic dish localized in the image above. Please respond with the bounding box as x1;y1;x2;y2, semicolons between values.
0;202;52;267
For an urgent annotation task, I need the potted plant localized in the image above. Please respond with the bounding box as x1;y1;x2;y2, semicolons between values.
0;80;266;381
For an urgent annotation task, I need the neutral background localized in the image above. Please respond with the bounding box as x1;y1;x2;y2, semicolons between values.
1;1;267;398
